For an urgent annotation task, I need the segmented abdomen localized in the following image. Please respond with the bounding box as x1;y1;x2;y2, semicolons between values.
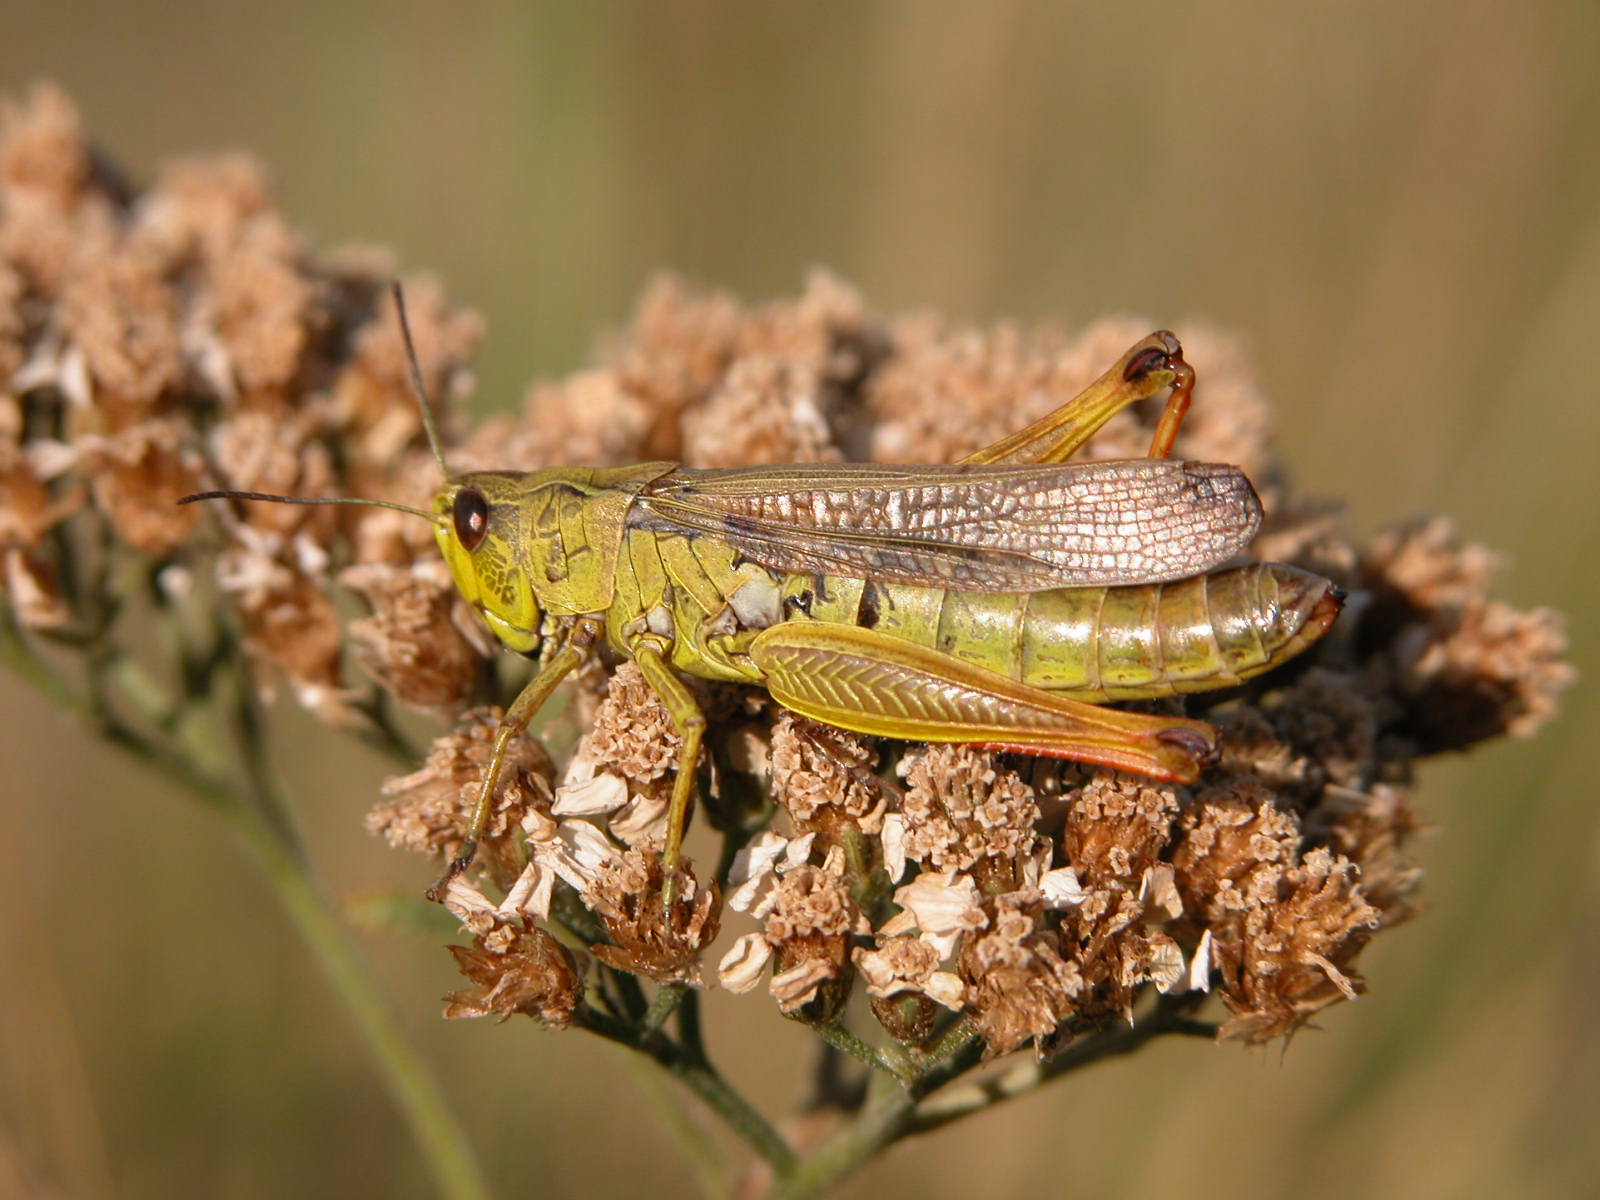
788;563;1340;701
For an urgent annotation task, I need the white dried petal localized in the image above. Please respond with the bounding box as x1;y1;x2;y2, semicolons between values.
498;859;556;921
819;844;846;877
156;563;193;604
181;314;236;401
1186;928;1214;993
522;807;558;842
23;437;77;480
880;871;986;937
770;959;835;1012
552;772;629;816
880;812;908;883
561;747;599;786
290;531;330;577
608;792;669;846
1040;866;1087;909
217;545;293;597
718;933;773;993
292;680;363;728
728;832;790;913
729;832;789;887
1017;841;1053;890
924;971;967;1010
726;725;770;776
919;928;963;960
851;946;903;996
1139;864;1183;922
60;344;92;410
441;876;496;926
14;337;91;409
1150;935;1187;994
534;819;619;893
781;832;817;871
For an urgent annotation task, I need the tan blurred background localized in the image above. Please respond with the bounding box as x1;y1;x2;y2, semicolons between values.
2;3;1596;1197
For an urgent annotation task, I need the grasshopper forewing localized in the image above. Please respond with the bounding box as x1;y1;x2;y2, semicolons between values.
182;305;1342;912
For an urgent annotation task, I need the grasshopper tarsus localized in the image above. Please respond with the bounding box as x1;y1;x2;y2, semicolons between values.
425;840;477;903
1121;334;1181;382
1155;725;1219;773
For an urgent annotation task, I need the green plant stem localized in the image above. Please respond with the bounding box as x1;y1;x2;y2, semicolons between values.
905;1005;1215;1136
2;619;493;1200
616;1052;728;1199
768;1073;910;1200
769;1005;1214;1198
807;1020;904;1083
237;806;492;1200
577;1008;796;1175
641;983;686;1033
119;738;492;1200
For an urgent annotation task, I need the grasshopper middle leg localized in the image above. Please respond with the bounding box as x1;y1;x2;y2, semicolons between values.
631;638;708;915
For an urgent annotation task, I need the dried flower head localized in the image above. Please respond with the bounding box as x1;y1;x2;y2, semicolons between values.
769;714;882;833
958;891;1083;1057
587;846;722;985
443;918;580;1029
896;745;1042;884
342;559;488;712
3;85;1575;1179
369;708;555;890
1170;780;1381;1042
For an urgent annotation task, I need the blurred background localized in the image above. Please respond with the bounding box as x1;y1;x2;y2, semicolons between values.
1;3;1595;1197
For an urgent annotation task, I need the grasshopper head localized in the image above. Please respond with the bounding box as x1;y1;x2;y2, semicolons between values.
434;472;543;655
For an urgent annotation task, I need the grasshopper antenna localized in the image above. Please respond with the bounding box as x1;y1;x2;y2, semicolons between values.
176;490;435;519
390;279;452;480
178;284;451;519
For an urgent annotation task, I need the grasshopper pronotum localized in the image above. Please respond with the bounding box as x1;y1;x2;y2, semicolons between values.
184;287;1342;908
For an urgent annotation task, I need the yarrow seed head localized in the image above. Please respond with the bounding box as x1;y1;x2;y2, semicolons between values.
0;85;1571;1074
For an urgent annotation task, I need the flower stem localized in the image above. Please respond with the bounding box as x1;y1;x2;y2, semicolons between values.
770;1005;1216;1197
577;1007;796;1175
807;1020;905;1083
238;809;494;1200
2;615;494;1200
767;1074;913;1200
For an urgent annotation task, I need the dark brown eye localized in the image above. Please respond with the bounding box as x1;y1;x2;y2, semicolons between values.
452;487;489;551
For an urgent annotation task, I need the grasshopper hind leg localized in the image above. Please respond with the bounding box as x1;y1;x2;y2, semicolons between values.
959;331;1195;467
748;621;1218;784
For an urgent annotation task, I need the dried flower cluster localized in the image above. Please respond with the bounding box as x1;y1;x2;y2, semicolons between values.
1;80;1573;1094
0;84;487;728
417;271;1572;1051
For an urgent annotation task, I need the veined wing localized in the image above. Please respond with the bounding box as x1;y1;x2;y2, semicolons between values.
628;460;1261;591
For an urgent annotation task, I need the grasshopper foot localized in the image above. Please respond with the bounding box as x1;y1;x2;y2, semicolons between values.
425;838;478;903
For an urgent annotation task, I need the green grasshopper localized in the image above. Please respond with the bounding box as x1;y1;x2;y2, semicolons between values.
184;287;1342;908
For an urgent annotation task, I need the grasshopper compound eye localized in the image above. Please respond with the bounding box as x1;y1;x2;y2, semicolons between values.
452;487;489;551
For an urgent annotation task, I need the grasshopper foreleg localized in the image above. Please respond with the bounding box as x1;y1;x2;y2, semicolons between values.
748;621;1217;783
425;618;601;903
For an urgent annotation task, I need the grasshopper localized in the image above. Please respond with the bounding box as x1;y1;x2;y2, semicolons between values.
184;286;1342;908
